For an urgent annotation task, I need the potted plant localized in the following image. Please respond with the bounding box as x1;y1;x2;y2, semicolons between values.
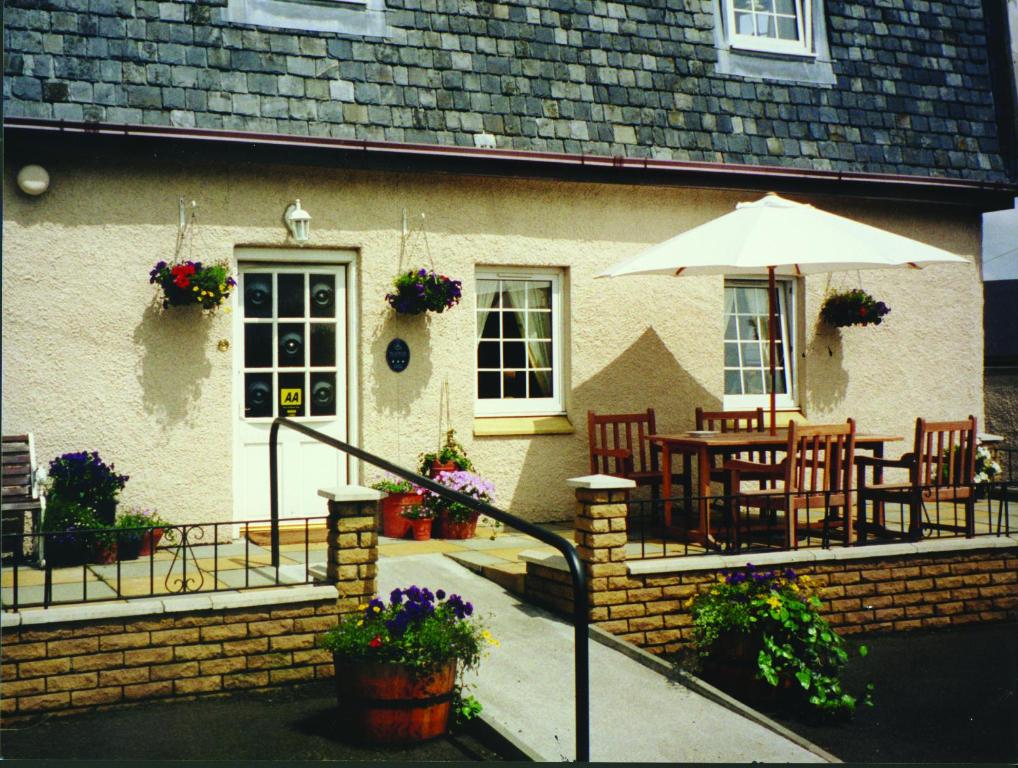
942;445;1002;499
401;505;434;541
819;289;890;328
115;508;172;558
46;450;129;527
688;564;871;717
419;429;474;478
422;470;495;540
320;585;496;744
371;476;424;539
385;268;462;315
149;259;236;312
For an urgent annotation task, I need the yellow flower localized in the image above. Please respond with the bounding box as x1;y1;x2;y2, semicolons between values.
193;286;199;291
358;603;368;611
482;629;500;647
766;594;782;610
356;619;363;626
219;284;226;292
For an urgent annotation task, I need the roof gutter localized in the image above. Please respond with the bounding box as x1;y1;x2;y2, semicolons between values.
6;117;1016;210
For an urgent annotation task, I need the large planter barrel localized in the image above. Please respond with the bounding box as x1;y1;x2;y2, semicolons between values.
333;658;456;744
380;493;422;538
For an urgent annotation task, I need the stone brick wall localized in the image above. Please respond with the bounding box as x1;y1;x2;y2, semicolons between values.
1;597;338;722
524;477;1018;654
528;548;1018;655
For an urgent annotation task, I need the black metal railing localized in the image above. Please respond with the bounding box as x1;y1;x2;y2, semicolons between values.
269;417;590;762
1;516;325;611
617;478;1015;559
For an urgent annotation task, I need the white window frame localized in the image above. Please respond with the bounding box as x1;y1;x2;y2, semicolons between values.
226;0;385;37
726;0;814;57
474;267;565;417
723;277;798;411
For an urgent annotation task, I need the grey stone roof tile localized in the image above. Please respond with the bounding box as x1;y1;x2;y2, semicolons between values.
2;0;1009;182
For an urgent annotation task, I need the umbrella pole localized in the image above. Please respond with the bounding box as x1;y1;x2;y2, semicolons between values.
768;267;777;435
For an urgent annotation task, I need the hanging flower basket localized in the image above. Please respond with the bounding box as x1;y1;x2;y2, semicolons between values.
150;259;236;312
819;289;890;328
386;268;462;315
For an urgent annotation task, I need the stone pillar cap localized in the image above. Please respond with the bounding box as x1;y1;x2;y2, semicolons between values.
317;486;385;502
566;474;636;490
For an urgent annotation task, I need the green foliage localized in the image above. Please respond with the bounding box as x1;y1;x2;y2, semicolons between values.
419;429;474;475
370;475;419;494
46;450;129;526
819;289;890;328
690;564;872;716
453;692;483;723
319;586;497;676
42;497;117;548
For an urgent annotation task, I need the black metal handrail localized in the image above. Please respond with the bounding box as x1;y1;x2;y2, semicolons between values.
268;417;591;762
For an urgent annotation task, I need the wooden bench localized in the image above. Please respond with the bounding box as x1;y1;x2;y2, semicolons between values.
2;434;44;559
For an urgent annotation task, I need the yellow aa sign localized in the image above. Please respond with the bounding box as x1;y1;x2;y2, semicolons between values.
280;389;302;406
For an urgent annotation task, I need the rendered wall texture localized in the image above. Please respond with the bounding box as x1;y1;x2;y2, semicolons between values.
2;153;986;523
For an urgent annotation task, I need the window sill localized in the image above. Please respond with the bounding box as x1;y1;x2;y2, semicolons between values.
473;415;574;437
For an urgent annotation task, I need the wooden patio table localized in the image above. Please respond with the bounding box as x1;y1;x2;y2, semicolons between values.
649;429;903;549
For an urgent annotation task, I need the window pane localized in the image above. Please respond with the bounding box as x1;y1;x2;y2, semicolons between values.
477;280;500;310
503;341;526;368
724;316;739;340
527;341;552;370
503;370;526;398
734;0;751;9
310;372;336;416
278;323;304;367
724;342;740;367
725;370;743;395
529;370;553;398
477;341;500;369
744;370;764;394
309;274;335;318
755;14;775;37
527;281;552;309
503;312;524;339
776;16;798;39
245;324;273;368
278;372;305;417
478;311;500;340
756;0;775;12
775;0;795;13
244;274;272;318
278;274;304;317
735;10;754;34
245;373;273;418
528;311;552;339
738;316;759;341
310;324;336;367
741;342;762;367
742;287;768;314
478;371;500;399
501;281;527;309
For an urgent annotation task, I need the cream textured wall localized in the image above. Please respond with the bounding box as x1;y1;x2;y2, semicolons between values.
2;155;984;523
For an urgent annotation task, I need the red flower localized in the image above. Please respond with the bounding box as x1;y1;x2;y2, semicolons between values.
368;636;383;648
859;306;868;317
171;263;196;288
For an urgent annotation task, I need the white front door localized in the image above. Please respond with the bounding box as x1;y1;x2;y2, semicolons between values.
234;262;348;523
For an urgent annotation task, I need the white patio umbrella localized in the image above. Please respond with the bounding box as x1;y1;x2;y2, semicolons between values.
597;193;970;433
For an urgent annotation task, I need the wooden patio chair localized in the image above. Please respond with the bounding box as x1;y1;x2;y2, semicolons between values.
856;416;977;542
2;434;45;560
695;406;779;485
587;408;691;505
725;419;856;549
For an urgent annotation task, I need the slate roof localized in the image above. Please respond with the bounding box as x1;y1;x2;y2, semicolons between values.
2;0;1008;183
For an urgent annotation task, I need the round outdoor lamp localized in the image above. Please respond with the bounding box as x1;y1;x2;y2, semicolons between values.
284;199;311;243
17;164;50;196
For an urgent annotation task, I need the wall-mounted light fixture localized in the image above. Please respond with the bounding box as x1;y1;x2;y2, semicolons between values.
284;199;311;243
17;165;50;196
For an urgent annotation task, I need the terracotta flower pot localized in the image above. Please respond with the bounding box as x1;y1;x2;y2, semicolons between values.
137;528;164;557
428;461;457;478
333;659;455;744
380;493;421;538
408;517;432;541
436;510;478;540
92;542;119;565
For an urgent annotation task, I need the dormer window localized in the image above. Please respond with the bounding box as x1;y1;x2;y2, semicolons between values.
728;0;814;56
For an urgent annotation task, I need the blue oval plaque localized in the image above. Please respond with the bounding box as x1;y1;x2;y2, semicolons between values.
386;338;410;373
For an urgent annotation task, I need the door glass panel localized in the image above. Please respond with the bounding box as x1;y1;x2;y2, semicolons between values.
502;370;526;398
310;324;336;367
529;370;553;398
278;274;304;318
245;324;273;368
310;372;336;416
245;373;273;418
503;342;526;368
309;274;335;318
278;323;304;367
278;372;305;417
244;274;272;318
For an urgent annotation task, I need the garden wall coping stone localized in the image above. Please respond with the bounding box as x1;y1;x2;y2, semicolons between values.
3;584;337;629
317;485;383;502
566;474;636;490
521;535;1018;576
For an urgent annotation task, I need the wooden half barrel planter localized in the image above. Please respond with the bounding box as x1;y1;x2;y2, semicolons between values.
333;658;456;744
380;492;423;539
